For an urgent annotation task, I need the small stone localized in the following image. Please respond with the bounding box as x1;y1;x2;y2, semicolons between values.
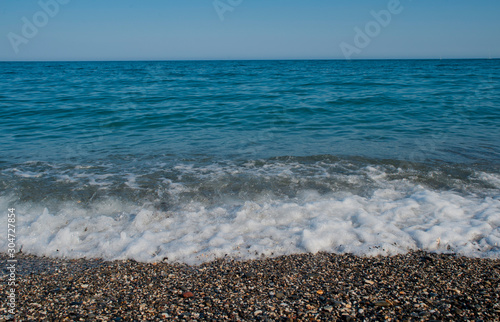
160;313;170;318
364;279;375;285
182;291;194;298
80;284;89;288
374;300;393;307
254;310;263;316
276;292;285;299
317;290;324;295
324;305;334;313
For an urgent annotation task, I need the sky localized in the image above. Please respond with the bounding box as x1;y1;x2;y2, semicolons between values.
1;0;500;61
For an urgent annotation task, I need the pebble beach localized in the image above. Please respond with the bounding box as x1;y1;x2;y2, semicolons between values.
2;251;499;321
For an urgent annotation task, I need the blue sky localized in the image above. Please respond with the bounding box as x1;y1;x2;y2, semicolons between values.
1;0;499;61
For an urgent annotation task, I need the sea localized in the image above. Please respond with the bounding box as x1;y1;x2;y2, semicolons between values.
1;59;499;264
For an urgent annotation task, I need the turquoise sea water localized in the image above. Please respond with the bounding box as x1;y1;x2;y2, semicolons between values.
1;60;499;164
1;60;499;263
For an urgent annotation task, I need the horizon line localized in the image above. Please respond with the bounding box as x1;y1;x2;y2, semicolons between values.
1;57;499;63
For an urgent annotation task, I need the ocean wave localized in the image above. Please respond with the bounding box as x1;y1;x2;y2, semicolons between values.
1;157;499;264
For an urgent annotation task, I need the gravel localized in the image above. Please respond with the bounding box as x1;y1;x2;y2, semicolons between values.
1;251;499;321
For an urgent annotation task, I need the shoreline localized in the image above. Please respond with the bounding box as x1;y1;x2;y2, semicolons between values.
2;251;499;321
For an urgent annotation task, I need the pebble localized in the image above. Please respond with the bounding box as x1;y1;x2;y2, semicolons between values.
182;291;194;298
324;305;334;312
374;300;393;307
3;251;499;321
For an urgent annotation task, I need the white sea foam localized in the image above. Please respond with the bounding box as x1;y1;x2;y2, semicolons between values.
2;178;499;264
10;168;45;178
2;159;499;263
477;171;500;189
